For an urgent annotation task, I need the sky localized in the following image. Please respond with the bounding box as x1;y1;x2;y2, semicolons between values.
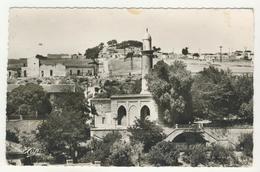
8;8;254;59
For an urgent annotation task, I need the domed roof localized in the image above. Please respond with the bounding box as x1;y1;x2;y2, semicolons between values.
143;28;152;40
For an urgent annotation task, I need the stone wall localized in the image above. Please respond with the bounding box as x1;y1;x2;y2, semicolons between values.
204;127;253;145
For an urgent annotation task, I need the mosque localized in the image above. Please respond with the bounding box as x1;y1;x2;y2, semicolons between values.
90;29;159;138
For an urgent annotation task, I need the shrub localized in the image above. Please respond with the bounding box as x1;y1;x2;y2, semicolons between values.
210;144;238;166
148;141;179;166
108;141;134;166
6;130;19;143
91;132;122;165
128;118;165;152
237;133;253;157
78;151;95;163
183;145;208;166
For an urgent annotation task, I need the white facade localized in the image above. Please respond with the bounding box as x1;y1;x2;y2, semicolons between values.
40;64;66;77
26;57;40;77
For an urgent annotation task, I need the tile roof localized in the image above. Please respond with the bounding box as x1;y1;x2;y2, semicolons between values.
40;58;97;68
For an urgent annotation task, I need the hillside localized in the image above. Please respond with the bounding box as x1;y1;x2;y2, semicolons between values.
108;58;253;76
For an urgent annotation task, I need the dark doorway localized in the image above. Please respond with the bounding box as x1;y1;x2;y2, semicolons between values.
117;106;126;125
140;105;150;120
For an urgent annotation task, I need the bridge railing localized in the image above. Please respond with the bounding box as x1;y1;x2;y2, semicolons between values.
175;124;202;129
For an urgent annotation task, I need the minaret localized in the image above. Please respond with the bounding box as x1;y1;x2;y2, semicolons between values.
141;28;154;94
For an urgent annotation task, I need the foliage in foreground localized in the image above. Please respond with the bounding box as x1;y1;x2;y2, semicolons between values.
108;141;143;166
183;145;208;167
88;131;144;166
209;144;239;167
147;141;180;166
37;109;90;163
128;118;165;152
237;133;253;157
6;130;19;143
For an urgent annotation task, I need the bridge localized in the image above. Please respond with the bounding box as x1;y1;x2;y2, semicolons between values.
163;125;237;147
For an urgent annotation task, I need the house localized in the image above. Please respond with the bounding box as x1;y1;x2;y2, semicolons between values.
15;56;98;78
7;59;27;78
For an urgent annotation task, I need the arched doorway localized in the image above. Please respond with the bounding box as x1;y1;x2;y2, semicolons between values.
117;106;127;126
140;105;150;120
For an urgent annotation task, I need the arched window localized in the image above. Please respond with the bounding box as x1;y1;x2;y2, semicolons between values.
140;105;150;120
50;70;53;76
24;70;27;77
117;106;126;126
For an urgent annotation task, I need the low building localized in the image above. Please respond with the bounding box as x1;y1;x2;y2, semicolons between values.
7;58;27;78
17;56;98;78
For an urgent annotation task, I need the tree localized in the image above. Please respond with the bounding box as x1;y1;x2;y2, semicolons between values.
52;88;88;115
128;118;165;152
116;40;142;49
192;66;253;123
6;130;19;143
209;144;238;166
35;54;47;59
183;145;208;167
238;99;253;123
182;47;189;56
107;39;117;46
7;83;50;118
84;42;104;59
95;79;141;98
148;141;179;166
237;133;253;157
146;60;193;126
37;88;91;163
153;46;161;52
91;132;122;165
108;141;134;166
193;53;200;58
37;109;90;163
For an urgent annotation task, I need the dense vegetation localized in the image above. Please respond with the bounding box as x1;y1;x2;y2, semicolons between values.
128;118;165;152
84;42;104;59
146;60;193;126
148;141;180;166
116;40;142;49
192;66;253;124
7;83;52;119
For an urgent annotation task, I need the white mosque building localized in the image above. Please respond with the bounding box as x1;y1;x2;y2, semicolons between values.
90;29;159;138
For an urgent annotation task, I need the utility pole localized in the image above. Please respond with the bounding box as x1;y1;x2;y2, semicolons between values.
219;46;223;62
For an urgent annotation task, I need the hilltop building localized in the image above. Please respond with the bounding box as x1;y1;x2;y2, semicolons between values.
90;29;158;138
8;56;98;78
